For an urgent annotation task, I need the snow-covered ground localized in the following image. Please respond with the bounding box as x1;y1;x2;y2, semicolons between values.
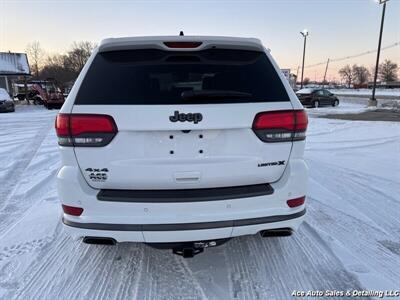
329;88;400;98
0;104;399;300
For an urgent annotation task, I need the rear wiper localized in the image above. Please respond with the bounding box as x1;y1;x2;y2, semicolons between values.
181;90;253;100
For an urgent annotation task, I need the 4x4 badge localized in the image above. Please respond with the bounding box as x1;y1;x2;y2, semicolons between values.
85;168;109;182
169;111;203;124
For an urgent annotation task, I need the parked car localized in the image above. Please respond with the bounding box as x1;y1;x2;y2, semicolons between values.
296;88;339;108
28;80;65;109
55;35;308;257
0;88;15;112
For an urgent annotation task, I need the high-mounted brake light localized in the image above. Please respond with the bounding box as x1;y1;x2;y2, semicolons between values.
55;114;118;147
163;41;203;48
62;204;84;216
252;110;308;142
287;196;305;208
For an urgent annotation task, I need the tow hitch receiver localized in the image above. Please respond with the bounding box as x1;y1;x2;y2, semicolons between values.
173;241;218;258
146;239;229;257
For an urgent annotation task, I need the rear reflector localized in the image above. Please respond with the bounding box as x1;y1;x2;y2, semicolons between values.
55;114;117;147
163;41;202;48
252;110;308;142
287;196;305;208
62;204;84;216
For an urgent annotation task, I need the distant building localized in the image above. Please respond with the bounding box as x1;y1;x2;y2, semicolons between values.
281;69;297;90
0;52;31;96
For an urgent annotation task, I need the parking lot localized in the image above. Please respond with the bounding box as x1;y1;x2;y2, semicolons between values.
0;103;400;299
0;102;399;299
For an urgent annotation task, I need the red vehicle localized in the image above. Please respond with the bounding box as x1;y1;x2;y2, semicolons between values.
28;80;65;109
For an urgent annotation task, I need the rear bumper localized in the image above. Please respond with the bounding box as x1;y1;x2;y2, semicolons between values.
58;158;308;242
62;210;305;242
63;209;305;231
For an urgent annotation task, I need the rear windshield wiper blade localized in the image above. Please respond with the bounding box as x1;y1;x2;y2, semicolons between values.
181;90;253;100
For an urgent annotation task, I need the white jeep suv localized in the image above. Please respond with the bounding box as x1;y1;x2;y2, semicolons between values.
56;36;308;256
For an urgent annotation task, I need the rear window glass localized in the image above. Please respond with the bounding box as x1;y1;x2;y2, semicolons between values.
75;49;290;105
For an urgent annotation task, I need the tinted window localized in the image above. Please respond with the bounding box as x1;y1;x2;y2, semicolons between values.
75;49;290;105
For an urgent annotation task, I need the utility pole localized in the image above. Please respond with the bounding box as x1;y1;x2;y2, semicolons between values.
323;58;330;88
369;0;389;107
300;29;309;89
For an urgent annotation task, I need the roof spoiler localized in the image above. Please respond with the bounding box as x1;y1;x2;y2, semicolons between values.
98;36;264;53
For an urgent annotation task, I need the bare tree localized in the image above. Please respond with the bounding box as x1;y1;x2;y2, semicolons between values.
379;59;398;82
303;77;310;86
339;65;353;88
352;65;370;85
26;41;44;78
65;41;95;73
41;54;76;86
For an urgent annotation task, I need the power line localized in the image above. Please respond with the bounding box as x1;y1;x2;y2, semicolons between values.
304;41;399;69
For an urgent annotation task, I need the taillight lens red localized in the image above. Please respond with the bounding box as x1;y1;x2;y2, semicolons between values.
69;114;116;136
163;41;202;48
252;110;308;142
55;114;118;147
55;114;70;136
62;204;84;216
287;196;306;208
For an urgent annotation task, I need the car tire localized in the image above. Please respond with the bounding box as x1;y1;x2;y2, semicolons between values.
33;97;43;105
332;100;339;107
313;100;320;108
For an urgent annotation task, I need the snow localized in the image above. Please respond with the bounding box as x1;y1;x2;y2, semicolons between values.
0;104;399;299
296;88;315;94
0;53;30;75
329;88;400;97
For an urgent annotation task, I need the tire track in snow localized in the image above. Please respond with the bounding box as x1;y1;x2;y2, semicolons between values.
0;148;59;236
306;198;400;287
9;232;145;300
0;109;58;237
306;159;400;287
135;247;206;300
224;238;268;300
0;123;52;205
175;256;209;300
220;229;366;300
308;159;400;234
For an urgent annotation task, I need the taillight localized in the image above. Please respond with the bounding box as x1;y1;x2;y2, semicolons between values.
55;114;118;147
163;41;202;48
252;110;308;142
287;196;306;208
62;204;84;216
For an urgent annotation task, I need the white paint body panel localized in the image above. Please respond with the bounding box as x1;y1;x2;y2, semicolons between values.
59;158;307;242
57;35;307;243
72;103;294;189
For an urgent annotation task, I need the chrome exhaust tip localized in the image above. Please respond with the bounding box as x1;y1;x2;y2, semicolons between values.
83;236;117;245
259;228;293;237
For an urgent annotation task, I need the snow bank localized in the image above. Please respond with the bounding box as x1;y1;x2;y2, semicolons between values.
329;88;400;97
